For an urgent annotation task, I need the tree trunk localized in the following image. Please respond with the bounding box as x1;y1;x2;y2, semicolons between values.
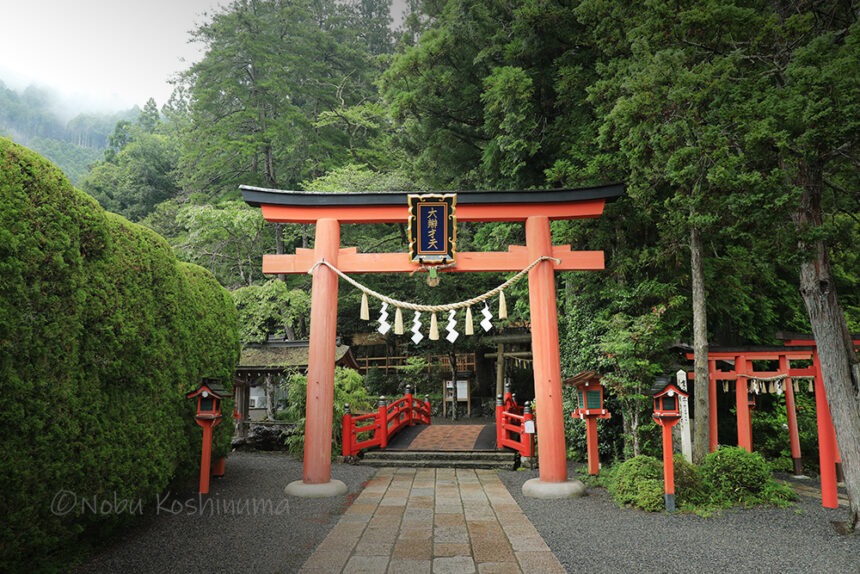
622;402;640;457
265;374;276;420
793;165;860;529
690;226;710;464
631;407;640;457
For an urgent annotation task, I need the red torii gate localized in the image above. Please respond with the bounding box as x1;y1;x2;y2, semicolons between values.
688;334;860;509
242;185;623;498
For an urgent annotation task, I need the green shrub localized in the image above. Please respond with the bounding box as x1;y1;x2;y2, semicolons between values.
673;454;706;504
0;139;240;572
608;455;663;508
634;479;666;512
701;446;772;502
604;446;795;513
760;480;799;508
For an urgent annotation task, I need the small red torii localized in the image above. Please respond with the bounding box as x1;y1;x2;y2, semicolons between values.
243;185;623;498
687;332;860;509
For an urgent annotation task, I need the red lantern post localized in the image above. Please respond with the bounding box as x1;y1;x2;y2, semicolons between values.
565;372;610;475
651;376;689;512
186;379;232;494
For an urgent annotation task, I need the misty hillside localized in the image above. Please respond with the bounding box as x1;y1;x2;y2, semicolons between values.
0;79;139;184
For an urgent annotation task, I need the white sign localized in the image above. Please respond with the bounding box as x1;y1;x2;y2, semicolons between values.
524;420;536;434
456;380;469;400
677;369;692;460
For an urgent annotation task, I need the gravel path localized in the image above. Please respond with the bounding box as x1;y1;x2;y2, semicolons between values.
74;452;376;574
498;461;859;574
74;453;859;574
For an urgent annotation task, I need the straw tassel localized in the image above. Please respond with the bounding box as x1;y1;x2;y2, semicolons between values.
498;291;508;319
794;380;799;393
360;292;369;320
769;381;776;394
808;380;813;393
429;312;439;340
722;381;729;393
465;306;474;335
394;307;404;335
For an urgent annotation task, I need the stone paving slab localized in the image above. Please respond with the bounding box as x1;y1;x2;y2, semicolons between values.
298;468;564;574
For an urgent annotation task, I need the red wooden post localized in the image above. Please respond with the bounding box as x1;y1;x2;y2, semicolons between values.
708;359;718;452
302;218;340;485
661;420;678;512
212;457;226;478
377;396;389;449
405;385;414;426
342;404;353;457
199;423;213;494
526;215;567;483
813;354;838;508
779;355;803;476
735;356;752;452
495;395;505;449
523;406;535;458
586;417;600;475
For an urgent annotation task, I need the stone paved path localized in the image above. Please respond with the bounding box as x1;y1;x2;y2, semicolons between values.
299;467;565;574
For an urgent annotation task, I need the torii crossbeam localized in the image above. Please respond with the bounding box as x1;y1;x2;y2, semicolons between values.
242;184;623;498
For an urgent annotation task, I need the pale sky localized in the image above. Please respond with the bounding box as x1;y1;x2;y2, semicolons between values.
0;0;227;111
0;0;410;115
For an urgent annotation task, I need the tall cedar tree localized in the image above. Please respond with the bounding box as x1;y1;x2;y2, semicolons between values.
578;0;860;526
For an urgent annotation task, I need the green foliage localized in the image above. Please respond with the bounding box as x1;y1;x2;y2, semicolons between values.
180;0;389;196
700;446;773;502
172;200;280;288
232;279;310;344
0;139;239;572
281;367;373;456
26;136;102;185
673;454;706;505
0;79;140;184
80;125;182;222
749;392;819;472
605;448;794;513
607;455;663;510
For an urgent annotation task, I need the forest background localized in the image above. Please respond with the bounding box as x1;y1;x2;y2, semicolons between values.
2;0;858;521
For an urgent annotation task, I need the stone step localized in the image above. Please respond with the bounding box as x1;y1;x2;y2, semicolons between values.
360;449;518;470
360;459;517;470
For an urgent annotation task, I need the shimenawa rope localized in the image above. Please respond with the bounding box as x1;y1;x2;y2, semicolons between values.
308;255;560;313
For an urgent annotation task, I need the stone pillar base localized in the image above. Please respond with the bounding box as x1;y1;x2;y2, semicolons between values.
522;478;586;499
285;479;347;498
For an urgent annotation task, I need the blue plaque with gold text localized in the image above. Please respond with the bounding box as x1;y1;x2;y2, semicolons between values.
408;194;456;263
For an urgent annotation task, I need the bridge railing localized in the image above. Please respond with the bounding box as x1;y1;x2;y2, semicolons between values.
342;386;431;456
496;390;535;458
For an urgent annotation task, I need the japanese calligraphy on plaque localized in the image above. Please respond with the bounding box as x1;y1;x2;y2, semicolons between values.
408;194;456;263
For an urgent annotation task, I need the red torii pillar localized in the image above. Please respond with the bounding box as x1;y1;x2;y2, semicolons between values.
243;186;622;498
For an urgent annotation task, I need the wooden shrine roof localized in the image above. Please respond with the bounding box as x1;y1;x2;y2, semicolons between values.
241;184;624;208
237;339;359;375
562;371;600;386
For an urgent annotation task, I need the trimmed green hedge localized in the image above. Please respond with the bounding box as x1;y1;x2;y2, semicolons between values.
0;138;240;571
